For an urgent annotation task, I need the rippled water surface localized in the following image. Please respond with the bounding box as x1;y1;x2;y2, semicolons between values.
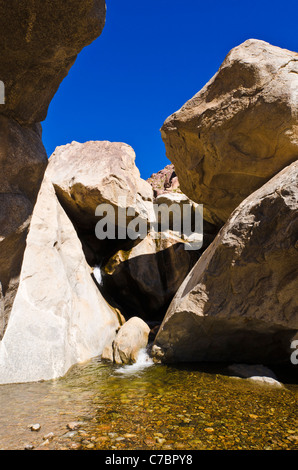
0;357;297;450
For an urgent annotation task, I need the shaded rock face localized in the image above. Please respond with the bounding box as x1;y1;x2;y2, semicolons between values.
0;1;107;339
47;140;154;265
161;39;298;227
152;161;298;365
0;174;119;384
147;164;180;197
0;116;47;339
0;0;106;125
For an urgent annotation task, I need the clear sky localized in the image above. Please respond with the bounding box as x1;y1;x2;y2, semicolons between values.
42;0;298;180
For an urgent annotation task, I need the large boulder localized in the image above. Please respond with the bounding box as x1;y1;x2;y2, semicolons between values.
103;317;150;365
152;160;298;365
147;164;180;197
0;174;120;384
161;39;298;227
0;0;106;125
0;1;107;338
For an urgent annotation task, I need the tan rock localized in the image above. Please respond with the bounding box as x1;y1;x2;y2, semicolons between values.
161;39;298;227
155;192;200;232
47;140;154;265
0;0;106;125
153;160;298;364
0;174;119;384
101;343;114;362
0;116;47;339
0;0;107;340
48;140;154;230
147;164;180;197
103;229;201;321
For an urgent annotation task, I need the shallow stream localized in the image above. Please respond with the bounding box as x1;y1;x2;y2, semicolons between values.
0;352;297;450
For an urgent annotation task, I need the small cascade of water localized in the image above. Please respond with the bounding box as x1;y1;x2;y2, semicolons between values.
115;348;154;375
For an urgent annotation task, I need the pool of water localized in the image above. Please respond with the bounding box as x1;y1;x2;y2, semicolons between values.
0;355;297;450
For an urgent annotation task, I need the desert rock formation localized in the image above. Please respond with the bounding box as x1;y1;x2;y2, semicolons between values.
0;173;119;384
147;164;180;197
152;161;298;364
161;39;298;227
0;0;107;341
0;0;106;125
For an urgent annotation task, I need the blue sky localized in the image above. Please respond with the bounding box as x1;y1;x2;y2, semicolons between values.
42;0;298;179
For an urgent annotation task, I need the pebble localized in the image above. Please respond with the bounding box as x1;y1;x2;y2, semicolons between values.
82;439;92;445
24;444;34;450
287;435;298;442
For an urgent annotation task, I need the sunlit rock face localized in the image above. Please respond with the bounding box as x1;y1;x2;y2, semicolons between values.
161;39;298;227
102;316;151;365
147;164;180;197
48;140;154;224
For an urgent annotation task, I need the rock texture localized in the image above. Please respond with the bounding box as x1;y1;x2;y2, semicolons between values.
161;39;298;227
0;0;106;125
152;161;298;365
102;317;150;365
227;364;282;387
0;174;119;384
101;187;216;321
0;1;107;340
0;116;47;339
103;230;202;321
47;141;154;264
48;140;154;229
